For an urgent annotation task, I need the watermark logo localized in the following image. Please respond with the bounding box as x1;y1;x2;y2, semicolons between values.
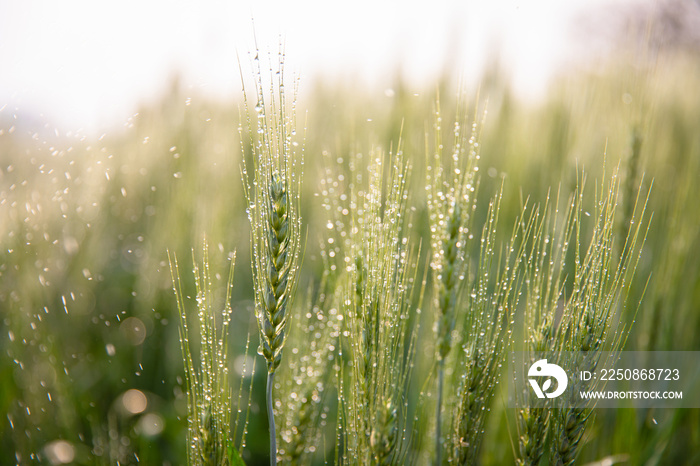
528;359;568;399
511;352;697;408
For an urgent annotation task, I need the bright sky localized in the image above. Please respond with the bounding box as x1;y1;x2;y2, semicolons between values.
0;0;624;133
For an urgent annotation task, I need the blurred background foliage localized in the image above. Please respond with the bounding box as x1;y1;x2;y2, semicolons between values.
2;3;700;463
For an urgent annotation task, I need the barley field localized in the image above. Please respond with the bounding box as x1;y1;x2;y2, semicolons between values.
2;10;700;466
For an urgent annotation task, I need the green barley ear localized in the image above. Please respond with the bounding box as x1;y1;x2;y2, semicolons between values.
515;189;569;466
515;186;590;466
240;43;303;466
426;94;482;464
515;169;650;466
257;170;293;373
448;185;527;465
427;96;481;363
169;243;252;466
550;170;650;466
332;144;420;465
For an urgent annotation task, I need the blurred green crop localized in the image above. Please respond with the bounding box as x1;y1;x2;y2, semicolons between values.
2;44;700;465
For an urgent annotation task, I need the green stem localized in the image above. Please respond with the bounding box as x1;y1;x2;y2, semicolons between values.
267;371;277;466
436;358;445;466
